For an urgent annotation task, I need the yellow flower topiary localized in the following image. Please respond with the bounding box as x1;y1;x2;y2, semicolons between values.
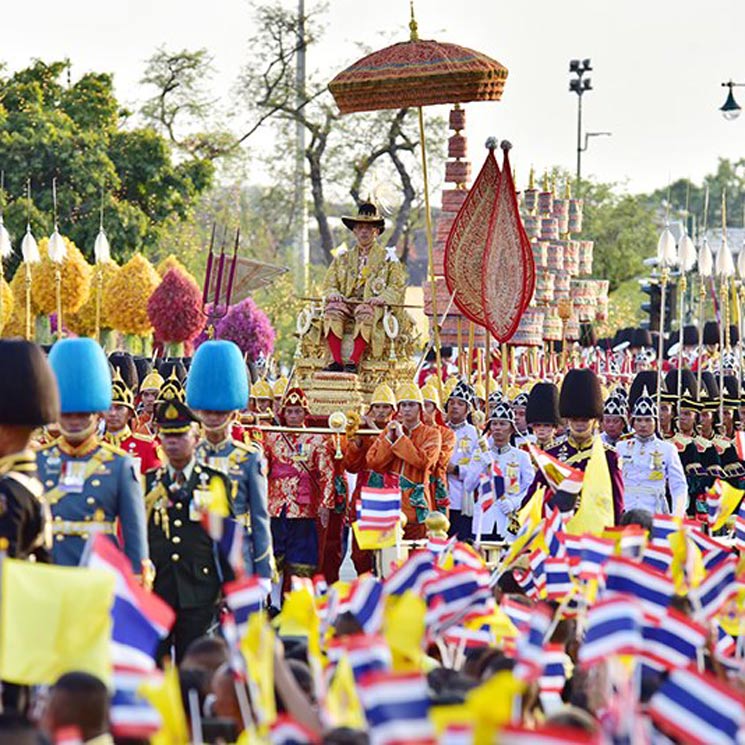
157;254;197;284
104;253;161;336
3;267;38;337
0;277;14;333
30;236;92;315
66;261;121;337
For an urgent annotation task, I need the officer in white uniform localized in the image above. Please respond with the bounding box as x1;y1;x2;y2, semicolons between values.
463;400;534;538
615;388;688;517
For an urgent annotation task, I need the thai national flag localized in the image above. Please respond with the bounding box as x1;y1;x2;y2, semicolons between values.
478;460;504;513
346;575;384;634
357;486;402;532
603;556;673;620
641;544;674;575
559;533;583;563
579;596;642;668
714;624;737;659
641;609;707;672
529;548;547;598
501;597;532;633
424;566;493;637
201;512;244;576
577;535;615;581
451;541;485;571
735;503;745;551
543;507;566;559
651;514;678;547
735;430;745;461
357;670;433;745
706;483;722;528
689;555;738;620
544;557;574;601
514;603;553;682
326;633;391;682
220;611;247;680
649;666;745;745
540;643;569;694
84;535;174;739
269;714;320;745
383;550;435;597
223;575;266;635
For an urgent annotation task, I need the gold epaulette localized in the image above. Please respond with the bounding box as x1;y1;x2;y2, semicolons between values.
230;438;262;456
99;441;127;458
37;438;62;453
132;432;155;444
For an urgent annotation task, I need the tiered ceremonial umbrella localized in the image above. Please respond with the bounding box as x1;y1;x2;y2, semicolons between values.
328;5;508;380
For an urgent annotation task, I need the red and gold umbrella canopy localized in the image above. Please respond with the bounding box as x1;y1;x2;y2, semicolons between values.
329;39;508;114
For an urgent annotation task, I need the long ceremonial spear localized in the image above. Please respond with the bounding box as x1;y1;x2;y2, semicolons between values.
697;184;712;395
716;190;735;425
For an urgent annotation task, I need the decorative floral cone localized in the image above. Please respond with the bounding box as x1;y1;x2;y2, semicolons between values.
30;236;91;315
66;261;120;338
157;254;197;284
104;253;160;336
4;265;40;337
0;277;14;333
199;297;276;361
148;267;205;355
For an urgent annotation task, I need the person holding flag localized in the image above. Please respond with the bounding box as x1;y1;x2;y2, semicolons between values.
420;380;456;516
134;369;164;436
462;400;534;539
523;368;624;524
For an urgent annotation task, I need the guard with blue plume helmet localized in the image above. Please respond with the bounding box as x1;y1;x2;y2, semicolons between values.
187;340;274;585
37;338;149;577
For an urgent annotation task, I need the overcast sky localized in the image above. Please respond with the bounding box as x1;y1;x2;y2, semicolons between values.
3;0;745;195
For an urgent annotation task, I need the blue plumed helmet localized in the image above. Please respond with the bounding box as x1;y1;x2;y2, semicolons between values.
186;340;249;412
49;338;112;414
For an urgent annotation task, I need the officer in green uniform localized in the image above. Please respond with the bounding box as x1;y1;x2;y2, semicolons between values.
186;340;274;585
145;399;234;662
37;338;148;575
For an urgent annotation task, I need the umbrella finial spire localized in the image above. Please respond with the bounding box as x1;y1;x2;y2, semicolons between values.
409;0;419;41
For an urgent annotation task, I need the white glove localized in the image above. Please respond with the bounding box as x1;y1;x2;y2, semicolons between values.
497;498;513;516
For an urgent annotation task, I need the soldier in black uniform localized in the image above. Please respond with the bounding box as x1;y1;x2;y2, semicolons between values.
0;340;60;714
145;400;234;663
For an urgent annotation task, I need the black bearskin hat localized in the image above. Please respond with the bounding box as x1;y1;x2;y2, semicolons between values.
559;369;603;419
526;382;561;426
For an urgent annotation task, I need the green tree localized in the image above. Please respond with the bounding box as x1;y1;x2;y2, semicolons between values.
0;59;214;275
580;180;658;291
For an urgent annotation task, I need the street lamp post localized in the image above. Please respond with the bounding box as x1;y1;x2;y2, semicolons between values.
569;58;593;196
720;80;745;120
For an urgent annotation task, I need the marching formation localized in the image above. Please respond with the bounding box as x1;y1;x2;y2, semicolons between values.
1;307;745;743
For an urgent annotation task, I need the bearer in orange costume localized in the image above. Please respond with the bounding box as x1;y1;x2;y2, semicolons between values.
421;381;456;516
366;382;442;540
343;382;398;574
103;370;162;476
262;387;335;604
133;370;164;437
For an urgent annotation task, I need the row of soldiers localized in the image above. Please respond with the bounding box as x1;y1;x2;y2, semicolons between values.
2;335;745;671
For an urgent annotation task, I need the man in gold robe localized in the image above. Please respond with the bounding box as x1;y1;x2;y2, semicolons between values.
322;202;407;372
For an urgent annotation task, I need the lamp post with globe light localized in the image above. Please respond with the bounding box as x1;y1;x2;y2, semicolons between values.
720;80;745;120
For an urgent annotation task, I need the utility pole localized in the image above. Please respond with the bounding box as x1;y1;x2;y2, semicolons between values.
295;0;309;292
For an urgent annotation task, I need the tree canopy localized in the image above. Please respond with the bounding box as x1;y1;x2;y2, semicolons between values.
0;59;214;275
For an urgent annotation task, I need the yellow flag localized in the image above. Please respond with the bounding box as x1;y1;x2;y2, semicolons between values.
465;607;518;644
465;670;525;744
383;591;426;671
430;703;472;737
325;654;366;729
565;437;613;535
669;528;705;593
205;474;230;517
712;480;744;531
352;520;398;550
0;559;113;685
139;663;188;745
242;613;277;730
516;484;545;528
498;518;543;571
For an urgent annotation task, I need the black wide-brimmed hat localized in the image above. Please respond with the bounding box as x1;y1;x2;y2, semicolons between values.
0;340;60;426
341;201;385;231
